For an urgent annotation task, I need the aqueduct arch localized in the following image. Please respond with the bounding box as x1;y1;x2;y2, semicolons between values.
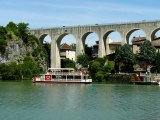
30;20;160;68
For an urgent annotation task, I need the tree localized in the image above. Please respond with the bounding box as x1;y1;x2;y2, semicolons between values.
17;22;29;44
114;47;121;72
70;43;76;50
61;58;75;68
103;60;115;73
151;50;160;73
28;34;39;46
89;60;101;80
114;44;134;73
0;26;7;55
88;57;108;81
138;40;156;71
43;42;51;67
85;44;92;59
6;21;18;36
77;54;89;68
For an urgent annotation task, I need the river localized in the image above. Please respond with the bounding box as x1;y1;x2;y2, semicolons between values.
0;81;160;120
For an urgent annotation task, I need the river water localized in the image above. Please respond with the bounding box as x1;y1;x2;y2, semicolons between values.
0;81;160;120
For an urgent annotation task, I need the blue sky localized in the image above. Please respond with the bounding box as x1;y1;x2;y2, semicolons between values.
1;0;160;28
1;0;160;45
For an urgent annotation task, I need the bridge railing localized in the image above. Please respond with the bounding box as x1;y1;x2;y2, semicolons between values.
30;19;160;30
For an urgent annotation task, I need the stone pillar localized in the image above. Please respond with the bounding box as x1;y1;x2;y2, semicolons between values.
106;37;110;55
75;35;84;58
120;32;127;45
51;35;60;68
98;33;106;58
145;31;152;41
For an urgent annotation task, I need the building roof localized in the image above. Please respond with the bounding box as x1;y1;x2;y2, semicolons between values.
132;37;146;42
60;43;71;50
109;42;121;45
132;36;160;46
132;37;145;45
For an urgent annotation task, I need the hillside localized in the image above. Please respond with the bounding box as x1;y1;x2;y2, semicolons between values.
0;22;49;80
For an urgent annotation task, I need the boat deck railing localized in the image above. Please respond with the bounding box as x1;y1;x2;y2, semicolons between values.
48;72;89;76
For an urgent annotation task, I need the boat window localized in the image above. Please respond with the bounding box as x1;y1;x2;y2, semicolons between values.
52;75;56;79
61;75;66;79
67;75;73;79
75;76;81;79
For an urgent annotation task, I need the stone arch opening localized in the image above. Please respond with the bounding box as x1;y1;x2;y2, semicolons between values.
56;34;76;68
151;28;160;41
39;34;51;44
82;32;99;59
126;29;146;54
151;28;160;51
44;35;51;43
103;31;122;55
126;29;146;45
38;34;51;68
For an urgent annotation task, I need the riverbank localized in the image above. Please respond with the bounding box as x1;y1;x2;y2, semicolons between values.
104;74;134;84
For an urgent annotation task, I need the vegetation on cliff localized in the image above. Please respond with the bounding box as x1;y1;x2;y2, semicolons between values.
0;22;49;80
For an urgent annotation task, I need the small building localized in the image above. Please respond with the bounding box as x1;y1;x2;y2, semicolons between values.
92;41;99;58
60;43;76;61
92;38;121;58
132;36;160;54
108;41;121;54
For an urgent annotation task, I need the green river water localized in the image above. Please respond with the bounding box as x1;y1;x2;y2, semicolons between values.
0;81;160;120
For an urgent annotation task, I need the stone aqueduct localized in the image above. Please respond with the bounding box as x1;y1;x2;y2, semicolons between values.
30;20;160;68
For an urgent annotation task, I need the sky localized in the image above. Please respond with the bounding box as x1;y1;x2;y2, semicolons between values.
1;0;160;45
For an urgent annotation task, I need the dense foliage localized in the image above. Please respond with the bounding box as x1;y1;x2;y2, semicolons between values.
61;58;75;68
115;44;134;73
76;54;89;68
0;58;41;80
0;22;49;80
0;26;7;55
137;40;156;70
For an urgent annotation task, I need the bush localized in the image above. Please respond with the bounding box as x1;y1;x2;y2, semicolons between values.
95;71;104;82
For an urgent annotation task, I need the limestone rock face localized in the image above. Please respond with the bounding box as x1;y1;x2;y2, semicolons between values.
4;40;33;63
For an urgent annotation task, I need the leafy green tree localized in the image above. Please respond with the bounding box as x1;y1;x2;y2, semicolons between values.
95;57;106;65
0;26;7;36
151;50;160;73
103;61;115;73
114;47;121;72
61;58;75;68
85;44;93;59
77;54;89;68
0;38;7;55
0;63;8;75
70;43;76;50
6;22;18;36
43;42;51;67
95;71;104;82
155;50;160;73
88;57;112;81
28;34;39;46
121;44;134;72
17;22;29;44
0;26;7;55
115;44;134;73
138;40;156;70
89;60;101;80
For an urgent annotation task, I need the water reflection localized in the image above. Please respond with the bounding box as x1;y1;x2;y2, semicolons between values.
0;82;160;120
